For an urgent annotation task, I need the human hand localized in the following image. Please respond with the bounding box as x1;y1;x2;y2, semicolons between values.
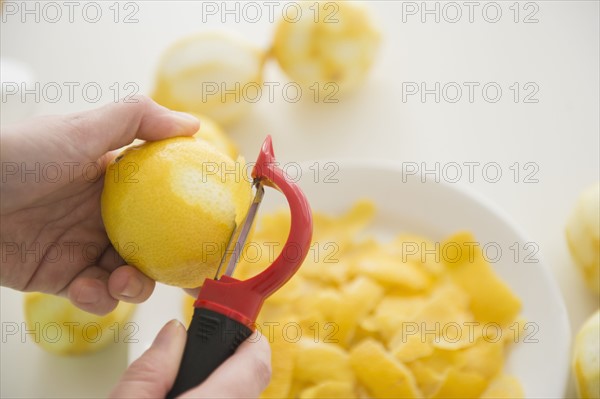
0;97;199;315
110;319;272;398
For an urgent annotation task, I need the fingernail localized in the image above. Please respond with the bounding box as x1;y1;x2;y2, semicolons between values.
153;319;184;349
120;276;143;299
171;111;199;126
76;285;99;304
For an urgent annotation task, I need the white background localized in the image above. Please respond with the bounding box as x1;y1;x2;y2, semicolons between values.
1;1;598;397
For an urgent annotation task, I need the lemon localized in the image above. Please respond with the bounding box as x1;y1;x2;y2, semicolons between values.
153;32;266;126
272;1;380;96
101;137;252;288
573;310;600;398
23;293;135;356
566;182;600;295
192;113;239;159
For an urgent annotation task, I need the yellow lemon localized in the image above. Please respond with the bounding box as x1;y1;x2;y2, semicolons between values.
272;1;380;96
23;292;135;356
566;182;600;295
573;310;600;398
192;113;239;159
153;32;266;126
101;137;252;288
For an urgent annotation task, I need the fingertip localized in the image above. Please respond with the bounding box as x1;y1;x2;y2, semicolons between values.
108;265;155;304
237;332;272;390
152;319;187;350
68;278;118;315
109;319;187;399
170;111;200;132
138;103;200;141
157;110;199;138
239;330;271;359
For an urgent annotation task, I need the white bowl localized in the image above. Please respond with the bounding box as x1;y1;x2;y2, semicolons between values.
129;160;570;398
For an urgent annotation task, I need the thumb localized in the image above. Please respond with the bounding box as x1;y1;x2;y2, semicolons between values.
0;96;199;211
180;332;272;399
59;95;200;162
110;319;187;399
2;95;199;167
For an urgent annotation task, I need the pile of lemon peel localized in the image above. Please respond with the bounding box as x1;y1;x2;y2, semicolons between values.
184;201;524;398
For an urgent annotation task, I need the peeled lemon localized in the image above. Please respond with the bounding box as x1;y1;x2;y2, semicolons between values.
272;1;380;96
153;32;266;126
192;113;239;159
573;310;600;398
566;183;600;295
101;137;252;288
23;293;135;356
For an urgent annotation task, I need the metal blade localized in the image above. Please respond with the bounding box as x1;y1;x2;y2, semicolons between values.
214;180;265;279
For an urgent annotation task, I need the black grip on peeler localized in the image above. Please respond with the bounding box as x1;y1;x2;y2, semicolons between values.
166;307;253;399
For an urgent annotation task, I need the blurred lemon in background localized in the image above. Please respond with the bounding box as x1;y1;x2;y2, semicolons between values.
153;32;266;126
566;182;600;295
101;137;252;288
272;1;380;96
573;310;600;398
24;293;135;356
192;113;239;159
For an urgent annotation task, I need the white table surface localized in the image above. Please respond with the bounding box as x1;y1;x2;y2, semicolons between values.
1;1;598;398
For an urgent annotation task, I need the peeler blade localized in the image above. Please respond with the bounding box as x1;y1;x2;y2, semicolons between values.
214;179;265;279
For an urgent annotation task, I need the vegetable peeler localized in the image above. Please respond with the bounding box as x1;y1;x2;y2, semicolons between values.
167;135;313;399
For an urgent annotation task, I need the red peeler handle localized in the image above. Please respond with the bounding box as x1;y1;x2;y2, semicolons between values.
193;135;313;326
167;136;312;399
